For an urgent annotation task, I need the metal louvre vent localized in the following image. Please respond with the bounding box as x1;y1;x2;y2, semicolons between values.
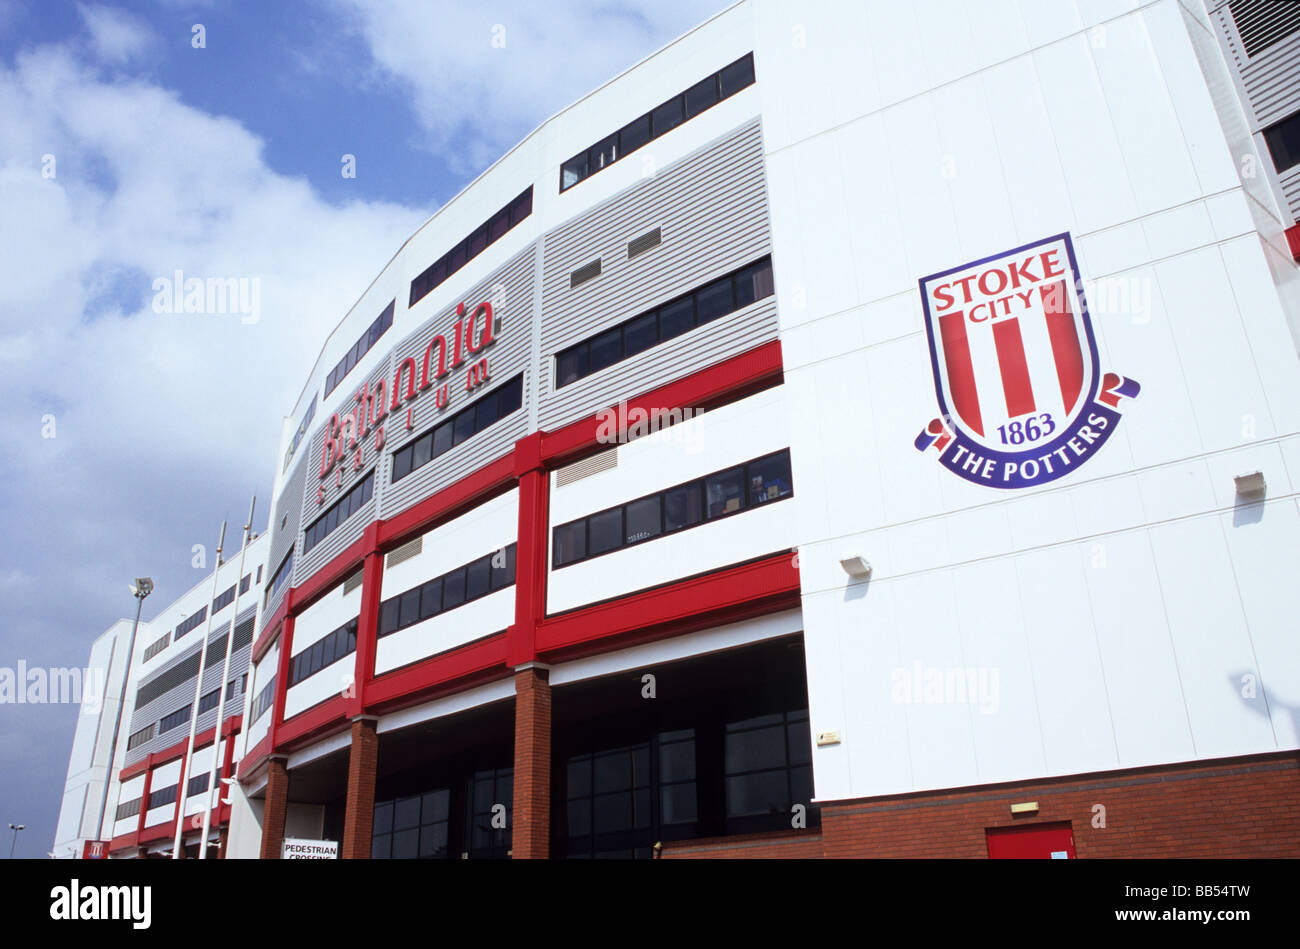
555;447;618;487
386;535;423;568
570;258;602;288
1229;0;1300;58
342;569;364;595
627;226;662;259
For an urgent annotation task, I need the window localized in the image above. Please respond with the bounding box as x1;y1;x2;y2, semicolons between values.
187;772;211;797
239;573;251;595
269;551;293;600
552;257;773;389
409;188;533;308
212;584;235;615
552;449;794;568
376;544;517;638
115;798;142;822
142;632;170;663
324;301;395;398
559;54;756;192
251;675;276;723
372;788;452;860
724;710;812;832
197;688;221;715
225;676;242;701
159;704;192;734
1264;110;1300;174
303;472;374;554
289;618;358;687
466;767;513;859
126;724;155;751
175;607;208;640
147;784;178;810
389;375;523;484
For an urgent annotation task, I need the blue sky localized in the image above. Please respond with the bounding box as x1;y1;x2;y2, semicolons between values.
0;0;727;858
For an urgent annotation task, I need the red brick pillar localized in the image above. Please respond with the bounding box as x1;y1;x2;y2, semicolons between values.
341;717;379;859
512;666;551;859
259;757;289;859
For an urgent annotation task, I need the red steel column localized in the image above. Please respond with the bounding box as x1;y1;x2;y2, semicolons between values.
507;433;548;666
511;666;551;859
259;756;290;859
134;760;153;843
341;717;380;859
350;524;383;718
269;614;295;753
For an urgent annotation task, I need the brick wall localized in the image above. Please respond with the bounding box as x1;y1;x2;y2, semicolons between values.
341;717;379;859
512;667;551;858
258;757;289;859
820;751;1300;858
660;829;824;859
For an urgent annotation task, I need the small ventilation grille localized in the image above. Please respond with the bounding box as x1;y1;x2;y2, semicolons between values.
556;447;618;487
570;258;602;288
386;535;423;568
627;227;662;259
342;569;364;595
1229;0;1300;58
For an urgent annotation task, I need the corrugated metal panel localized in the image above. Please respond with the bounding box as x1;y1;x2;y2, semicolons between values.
385;536;422;568
268;453;307;586
1215;2;1300;127
379;245;536;520
555;446;618;487
538;119;776;431
1227;0;1300;58
295;359;390;581
1281;166;1300;217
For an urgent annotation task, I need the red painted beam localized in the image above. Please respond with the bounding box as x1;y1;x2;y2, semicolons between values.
363;633;510;713
1286;222;1300;262
274;694;350;752
535;551;800;659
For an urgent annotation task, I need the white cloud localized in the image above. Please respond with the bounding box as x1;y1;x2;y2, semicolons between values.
76;3;156;65
330;0;727;175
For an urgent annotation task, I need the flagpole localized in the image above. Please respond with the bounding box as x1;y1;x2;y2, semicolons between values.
198;496;255;858
172;521;225;860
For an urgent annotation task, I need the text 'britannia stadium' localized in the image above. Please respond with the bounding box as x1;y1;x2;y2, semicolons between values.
57;0;1300;859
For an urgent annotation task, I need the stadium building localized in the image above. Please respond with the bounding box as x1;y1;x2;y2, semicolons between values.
59;0;1300;859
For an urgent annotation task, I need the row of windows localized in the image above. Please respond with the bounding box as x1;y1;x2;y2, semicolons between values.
554;257;774;389
284;395;317;472
324;300;395;398
560;53;755;192
187;772;211;797
212;584;235;615
303;472;374;555
377;544;517;639
126;724;155;751
174;607;208;640
552;449;794;568
289;618;359;687
147;784;178;811
391;375;524;484
159;704;191;735
114;797;142;822
371;767;512;860
251;676;277;724
560;707;813;858
197;687;221;715
408;188;534;309
269;550;294;602
142;632;170;663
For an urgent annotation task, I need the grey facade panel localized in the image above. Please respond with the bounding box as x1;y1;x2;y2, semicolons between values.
378;245;537;520
1214;3;1300;127
537;119;775;431
268;452;307;588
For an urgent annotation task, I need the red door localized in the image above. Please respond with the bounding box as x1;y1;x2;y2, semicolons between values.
986;822;1075;859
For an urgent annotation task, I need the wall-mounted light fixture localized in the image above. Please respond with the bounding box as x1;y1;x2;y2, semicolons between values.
840;556;872;579
1234;471;1265;498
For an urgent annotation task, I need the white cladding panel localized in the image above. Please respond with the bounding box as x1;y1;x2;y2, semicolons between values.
373;489;519;675
755;0;1300;803
547;386;795;613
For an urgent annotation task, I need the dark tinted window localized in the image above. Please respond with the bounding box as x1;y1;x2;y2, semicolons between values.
553;520;586;567
719;53;755;97
619;114;651;154
442;568;466;610
684;75;719;117
651;96;684;136
623;312;658;357
1264;111;1300;174
625;495;661;544
663;483;703;532
695;276;734;324
706;467;745;519
658;297;695;339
